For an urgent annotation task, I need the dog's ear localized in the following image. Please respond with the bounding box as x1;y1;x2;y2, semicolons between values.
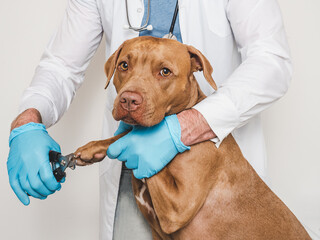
187;45;217;91
104;43;124;89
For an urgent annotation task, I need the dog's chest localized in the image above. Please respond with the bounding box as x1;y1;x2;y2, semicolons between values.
132;178;161;228
134;179;156;219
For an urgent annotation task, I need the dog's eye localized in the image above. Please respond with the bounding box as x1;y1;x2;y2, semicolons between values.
160;68;171;77
119;61;128;71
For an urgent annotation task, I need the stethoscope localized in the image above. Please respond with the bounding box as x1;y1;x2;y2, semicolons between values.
123;0;179;40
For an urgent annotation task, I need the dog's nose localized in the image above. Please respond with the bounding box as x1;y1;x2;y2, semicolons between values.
120;92;143;111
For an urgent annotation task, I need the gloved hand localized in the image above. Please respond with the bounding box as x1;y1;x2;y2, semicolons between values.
114;121;133;136
7;122;62;205
107;115;190;179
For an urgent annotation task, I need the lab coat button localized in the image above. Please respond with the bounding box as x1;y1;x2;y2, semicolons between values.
137;8;142;13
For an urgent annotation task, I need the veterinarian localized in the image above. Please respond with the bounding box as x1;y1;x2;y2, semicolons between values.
7;0;291;239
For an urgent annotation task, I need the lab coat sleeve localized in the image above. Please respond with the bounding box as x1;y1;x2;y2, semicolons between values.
19;0;103;127
193;0;292;144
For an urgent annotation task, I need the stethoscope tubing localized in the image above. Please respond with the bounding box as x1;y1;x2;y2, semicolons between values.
125;0;151;32
124;0;179;35
169;1;179;35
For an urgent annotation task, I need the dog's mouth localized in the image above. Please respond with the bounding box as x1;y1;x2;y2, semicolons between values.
121;116;139;125
112;101;164;127
112;105;152;127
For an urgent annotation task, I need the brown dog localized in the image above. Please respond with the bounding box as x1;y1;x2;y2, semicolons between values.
74;36;310;239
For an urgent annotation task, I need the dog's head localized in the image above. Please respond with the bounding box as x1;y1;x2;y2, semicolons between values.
104;36;217;127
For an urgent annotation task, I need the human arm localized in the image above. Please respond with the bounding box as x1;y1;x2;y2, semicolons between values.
11;108;42;130
8;0;104;205
19;0;104;127
193;0;292;144
106;0;292;179
177;108;216;146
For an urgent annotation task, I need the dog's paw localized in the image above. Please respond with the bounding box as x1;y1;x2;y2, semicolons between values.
74;141;107;166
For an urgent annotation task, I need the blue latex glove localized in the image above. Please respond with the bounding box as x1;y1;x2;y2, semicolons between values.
107;115;190;179
7;122;62;205
114;121;133;136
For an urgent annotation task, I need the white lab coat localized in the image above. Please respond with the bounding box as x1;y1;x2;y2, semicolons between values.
19;0;292;239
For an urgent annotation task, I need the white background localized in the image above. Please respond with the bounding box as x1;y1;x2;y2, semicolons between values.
0;0;319;239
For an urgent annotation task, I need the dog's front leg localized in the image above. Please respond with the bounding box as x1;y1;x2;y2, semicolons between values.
74;132;127;166
146;141;220;235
